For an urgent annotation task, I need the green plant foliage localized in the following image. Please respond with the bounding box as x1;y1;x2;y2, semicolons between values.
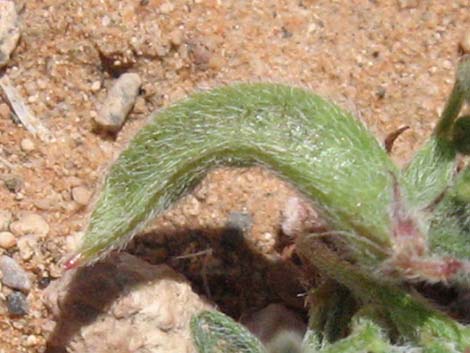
67;56;470;352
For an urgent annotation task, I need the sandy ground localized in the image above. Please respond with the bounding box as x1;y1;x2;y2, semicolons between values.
0;0;469;351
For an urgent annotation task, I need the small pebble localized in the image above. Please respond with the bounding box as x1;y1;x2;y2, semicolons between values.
182;195;201;217
133;96;147;114
0;231;16;249
10;213;49;238
227;212;252;233
17;235;39;261
0;209;12;231
459;32;470;54
442;60;453;70
20;138;35;152
169;29;184;47
4;176;23;193
0;1;21;68
0;255;31;292
37;276;51;289
221;212;252;251
0;103;11;119
397;0;418;9
71;186;92;206
94;73;142;133
189;42;212;69
6;291;28;316
23;335;38;347
159;2;175;14
376;86;386;99
90;80;101;92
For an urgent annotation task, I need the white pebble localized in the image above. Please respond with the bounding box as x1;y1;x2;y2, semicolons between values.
71;186;92;206
20;138;35;152
10;213;49;238
0;231;16;249
90;81;101;92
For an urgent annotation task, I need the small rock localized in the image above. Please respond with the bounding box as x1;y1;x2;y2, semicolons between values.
141;82;158;98
0;1;20;68
132;96;147;114
94;73;142;133
0;103;11;119
0;231;16;249
397;0;418;9
0;255;31;292
376;86;386;99
6;291;28;316
20;138;35;152
37;276;52;289
459;32;470;54
188;41;212;69
0;210;12;231
16;235;40;261
71;186;92;206
4;175;23;193
23;335;38;347
159;2;175;14
241;303;306;344
281;196;327;238
33;192;63;211
10;213;49;238
221;212;252;251
90;80;101;92
44;253;213;353
169;29;184;47
227;212;252;233
96;39;136;75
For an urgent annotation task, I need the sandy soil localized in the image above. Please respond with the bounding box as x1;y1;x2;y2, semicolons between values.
0;0;469;351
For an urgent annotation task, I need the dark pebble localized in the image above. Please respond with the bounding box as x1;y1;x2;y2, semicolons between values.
221;212;253;251
227;212;252;233
6;291;28;316
4;176;23;193
376;86;386;99
38;276;52;289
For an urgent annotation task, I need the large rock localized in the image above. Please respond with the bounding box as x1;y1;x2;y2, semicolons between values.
43;253;213;353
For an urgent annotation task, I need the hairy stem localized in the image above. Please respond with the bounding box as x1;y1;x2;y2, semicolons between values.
404;55;470;210
296;235;470;351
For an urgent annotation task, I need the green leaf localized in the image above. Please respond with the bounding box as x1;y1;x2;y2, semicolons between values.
191;311;266;353
69;83;396;269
